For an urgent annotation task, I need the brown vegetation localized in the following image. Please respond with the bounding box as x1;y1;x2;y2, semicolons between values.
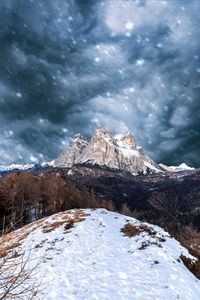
121;223;141;237
121;222;165;251
180;254;200;280
121;222;156;238
0;219;44;258
42;210;88;233
0;172;114;234
0;210;89;258
174;223;200;251
1;168;200;280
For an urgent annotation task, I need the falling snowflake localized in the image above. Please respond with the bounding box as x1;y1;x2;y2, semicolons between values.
129;87;135;93
125;22;134;30
136;59;145;66
16;92;22;98
94;57;100;63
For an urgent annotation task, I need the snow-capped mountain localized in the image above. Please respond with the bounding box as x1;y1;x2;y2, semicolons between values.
1;209;199;299
168;163;195;172
55;128;164;175
54;133;89;167
159;162;195;172
0;163;35;172
0;129;196;176
0;160;56;173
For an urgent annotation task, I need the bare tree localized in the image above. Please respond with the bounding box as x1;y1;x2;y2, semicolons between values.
0;250;44;300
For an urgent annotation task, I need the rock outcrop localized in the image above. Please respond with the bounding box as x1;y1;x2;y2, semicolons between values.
55;128;164;175
55;134;88;167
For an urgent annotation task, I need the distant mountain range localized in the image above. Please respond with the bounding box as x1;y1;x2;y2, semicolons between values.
0;128;194;175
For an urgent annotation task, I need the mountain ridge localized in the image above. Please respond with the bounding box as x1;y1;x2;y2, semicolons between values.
1;208;200;299
0;128;196;175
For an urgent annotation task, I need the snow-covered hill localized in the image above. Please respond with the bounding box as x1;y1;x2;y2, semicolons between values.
1;209;199;299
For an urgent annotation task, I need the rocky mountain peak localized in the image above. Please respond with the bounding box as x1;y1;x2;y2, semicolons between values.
73;133;88;142
55;133;88;167
92;127;114;140
120;132;137;147
55;128;163;175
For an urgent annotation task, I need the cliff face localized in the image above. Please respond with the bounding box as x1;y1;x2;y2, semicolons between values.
55;134;89;167
55;128;163;175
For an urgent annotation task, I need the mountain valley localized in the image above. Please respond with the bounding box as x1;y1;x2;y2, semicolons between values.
0;128;200;299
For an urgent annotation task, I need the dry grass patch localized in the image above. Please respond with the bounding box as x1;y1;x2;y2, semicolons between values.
176;225;200;259
0;219;44;258
180;255;200;279
121;222;157;238
121;222;165;250
180;245;200;280
0;242;22;258
42;220;67;233
42;210;89;233
121;223;141;237
0;210;89;257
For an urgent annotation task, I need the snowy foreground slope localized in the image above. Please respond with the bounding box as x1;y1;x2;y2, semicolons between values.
1;209;200;300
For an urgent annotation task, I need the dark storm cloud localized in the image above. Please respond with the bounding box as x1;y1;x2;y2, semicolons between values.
0;0;200;166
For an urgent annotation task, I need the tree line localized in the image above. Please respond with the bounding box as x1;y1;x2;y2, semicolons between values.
0;171;113;233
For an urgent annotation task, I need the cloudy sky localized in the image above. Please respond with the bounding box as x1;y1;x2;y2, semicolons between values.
0;0;200;167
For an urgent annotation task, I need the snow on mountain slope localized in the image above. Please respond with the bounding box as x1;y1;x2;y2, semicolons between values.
1;209;200;300
168;163;195;172
41;159;55;167
55;133;89;167
0;160;55;172
0;163;35;172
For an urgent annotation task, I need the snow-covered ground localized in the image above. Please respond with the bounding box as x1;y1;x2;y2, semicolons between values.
1;209;200;299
